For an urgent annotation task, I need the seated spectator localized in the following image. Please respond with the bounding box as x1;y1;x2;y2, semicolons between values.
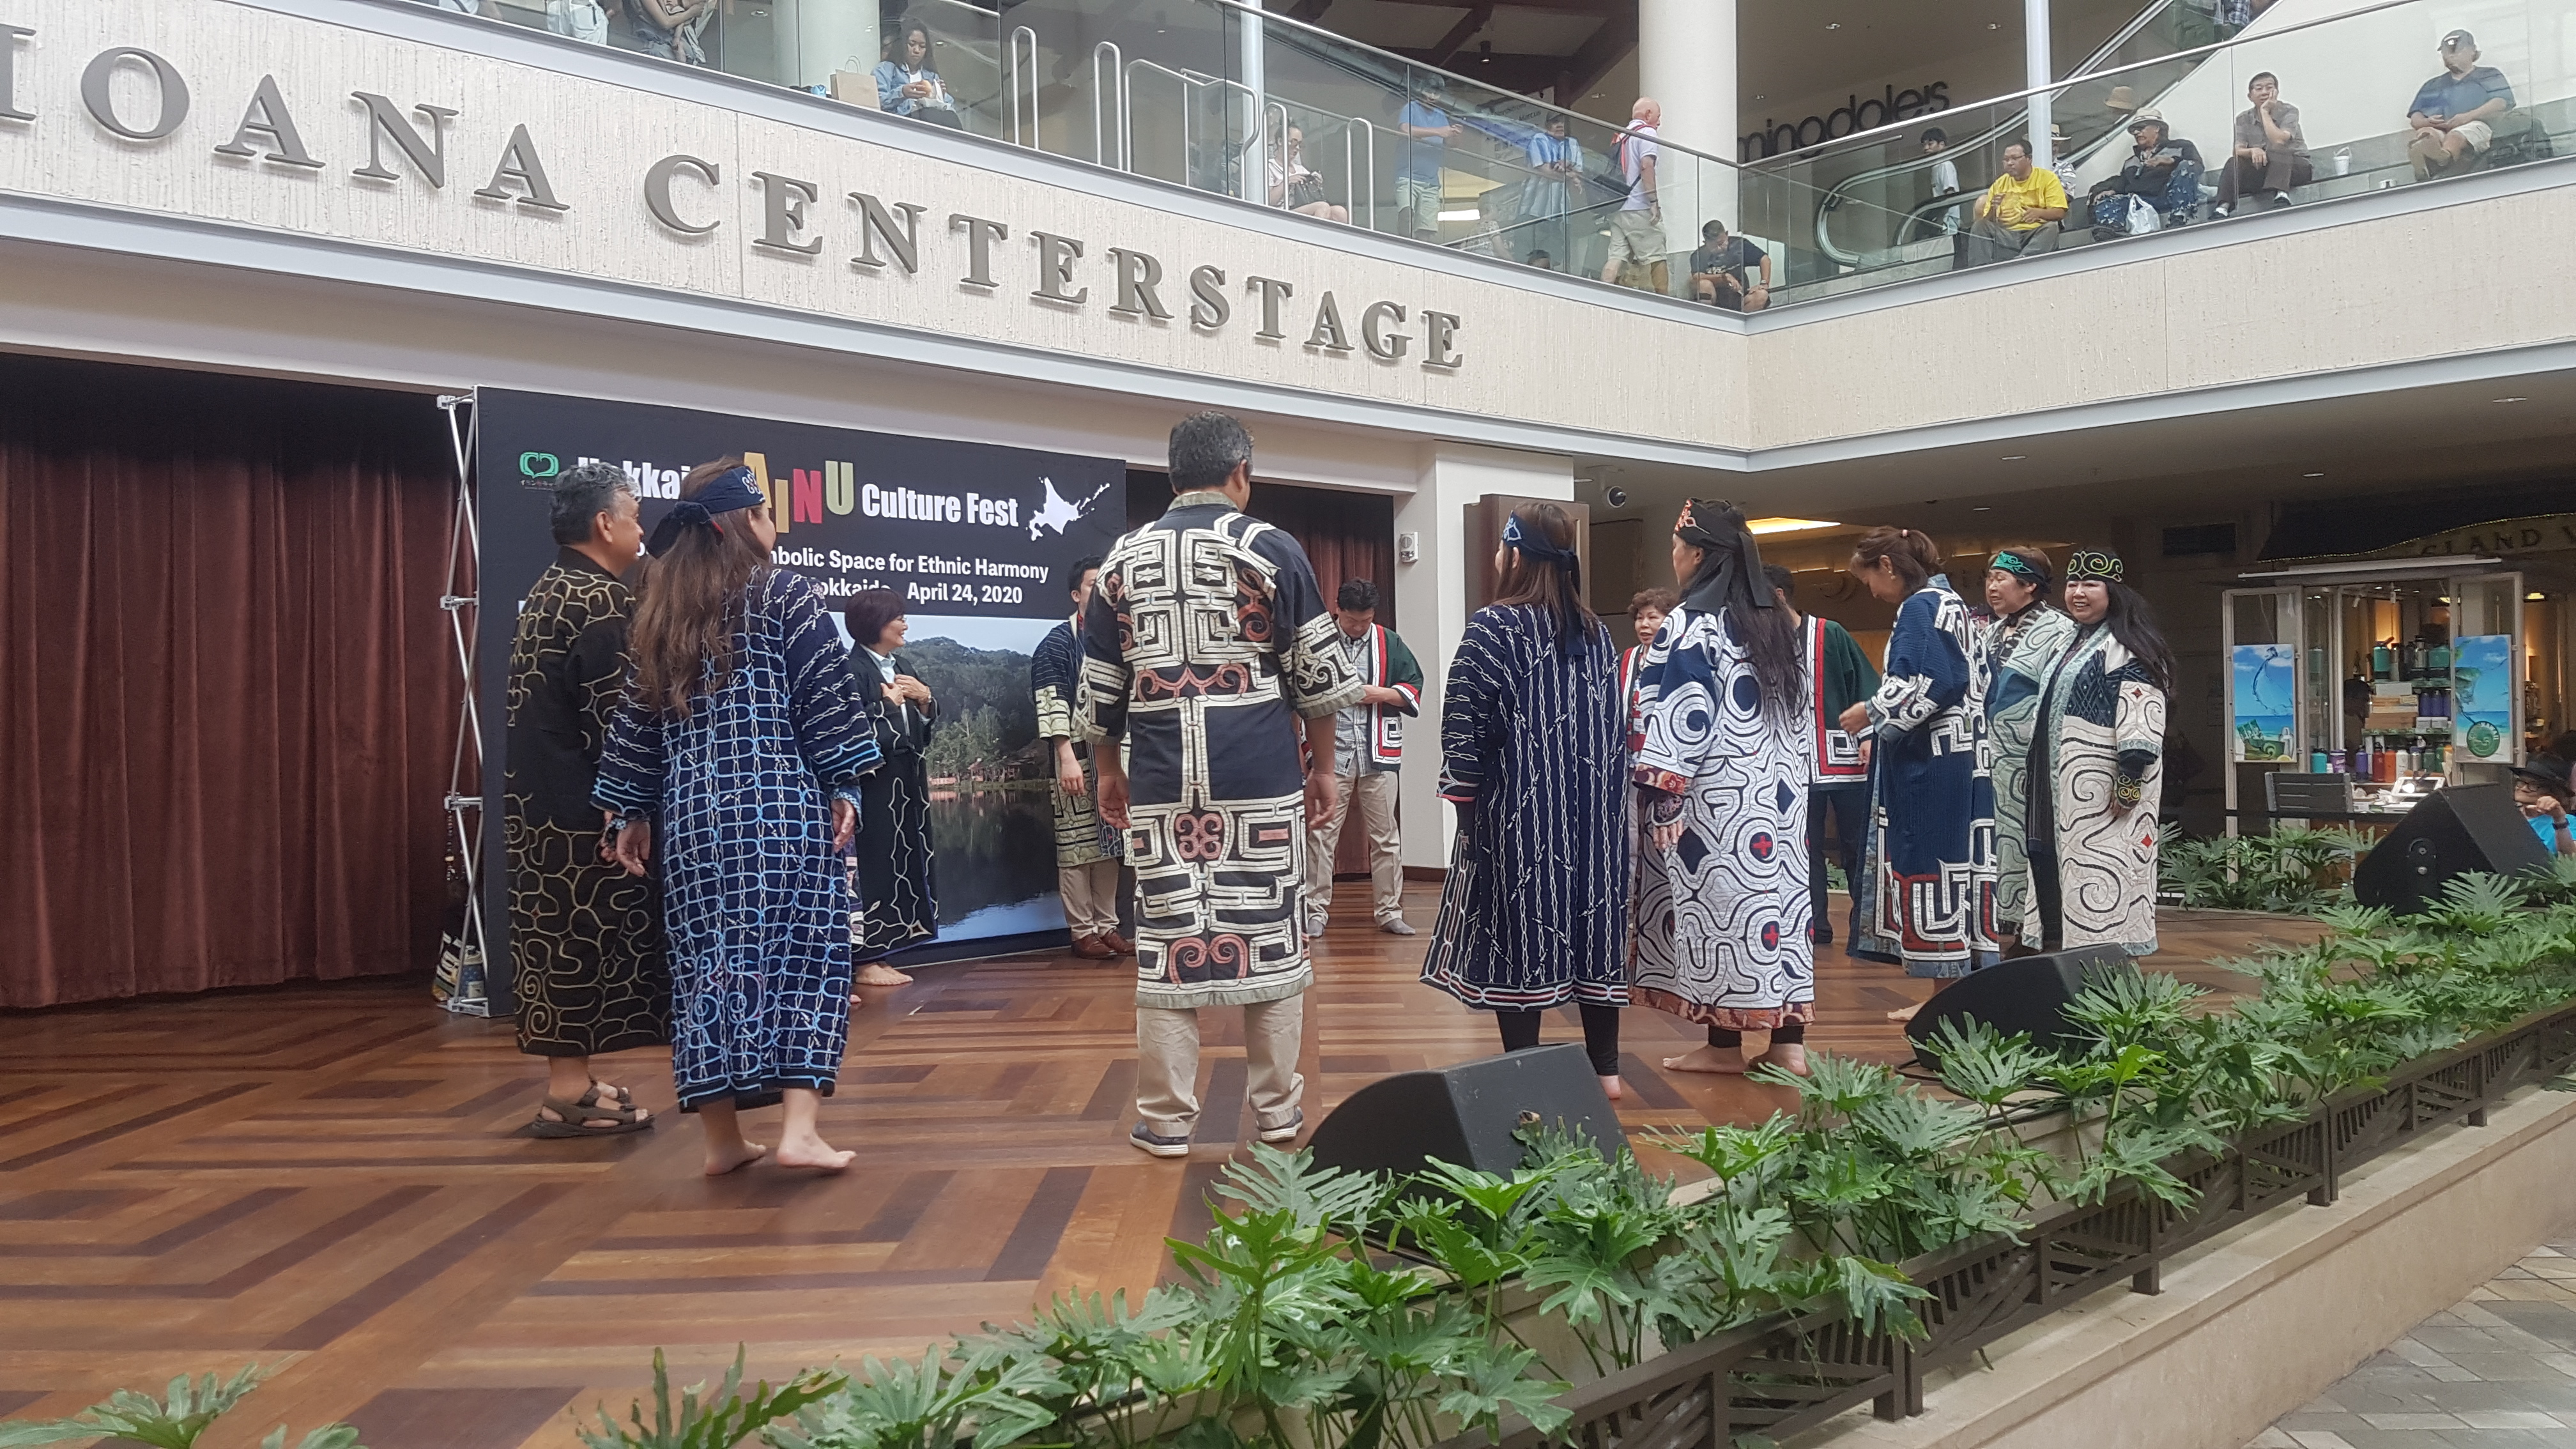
1397;86;1462;238
423;0;502;15
2407;30;2513;180
1922;126;1963;236
543;0;609;41
2088;112;2204;231
1687;220;1771;312
876;19;963;128
625;0;710;63
1267;123;1349;224
1963;140;2068;266
2213;72;2312;215
2512;755;2574;857
1525;249;1556;271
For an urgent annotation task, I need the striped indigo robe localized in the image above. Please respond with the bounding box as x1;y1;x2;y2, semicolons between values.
594;569;881;1112
1420;605;1631;1010
1629;605;1814;1029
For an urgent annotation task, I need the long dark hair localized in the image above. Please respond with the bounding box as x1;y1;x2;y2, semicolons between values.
2097;581;2176;693
628;457;776;717
1490;502;1598;654
1676;503;1802;717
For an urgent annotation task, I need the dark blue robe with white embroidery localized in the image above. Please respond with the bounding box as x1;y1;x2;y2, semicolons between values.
1850;578;1998;976
1420;605;1630;1010
594;569;882;1112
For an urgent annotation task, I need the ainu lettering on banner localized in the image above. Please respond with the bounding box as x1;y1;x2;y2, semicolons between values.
0;27;1464;371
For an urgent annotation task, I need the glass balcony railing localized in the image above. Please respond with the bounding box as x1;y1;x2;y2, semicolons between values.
448;0;2574;312
1741;0;2576;300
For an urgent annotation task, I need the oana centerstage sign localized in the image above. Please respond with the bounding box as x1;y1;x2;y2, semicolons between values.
0;28;1467;371
475;387;1129;980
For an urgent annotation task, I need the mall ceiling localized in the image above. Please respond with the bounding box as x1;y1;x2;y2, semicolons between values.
1574;363;2576;549
1280;0;2147;138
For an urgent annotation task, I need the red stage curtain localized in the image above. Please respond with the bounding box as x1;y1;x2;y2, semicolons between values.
0;355;460;1008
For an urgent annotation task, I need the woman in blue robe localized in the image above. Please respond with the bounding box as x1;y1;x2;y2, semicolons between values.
1420;503;1631;1097
596;461;882;1176
1838;527;1997;1007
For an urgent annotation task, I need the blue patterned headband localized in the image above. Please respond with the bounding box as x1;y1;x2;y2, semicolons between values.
2065;548;2124;583
1503;512;1579;566
647;466;769;556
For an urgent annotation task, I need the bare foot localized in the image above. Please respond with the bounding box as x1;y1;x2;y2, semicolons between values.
774;1131;857;1173
1885;1003;1921;1023
704;1140;770;1177
1660;1045;1756;1075
856;962;912;987
1759;1045;1813;1078
1598;1075;1623;1101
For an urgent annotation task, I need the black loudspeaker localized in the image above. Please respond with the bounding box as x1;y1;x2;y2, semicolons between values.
1306;1043;1625;1179
1904;945;2130;1062
2354;784;2550;916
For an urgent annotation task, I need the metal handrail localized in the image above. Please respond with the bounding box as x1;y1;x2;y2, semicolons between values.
1008;25;1038;148
1090;40;1127;170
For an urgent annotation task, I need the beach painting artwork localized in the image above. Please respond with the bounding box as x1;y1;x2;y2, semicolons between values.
2231;643;2297;761
2453;634;2513;759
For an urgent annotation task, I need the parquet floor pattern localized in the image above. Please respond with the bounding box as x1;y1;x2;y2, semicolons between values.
0;890;2317;1449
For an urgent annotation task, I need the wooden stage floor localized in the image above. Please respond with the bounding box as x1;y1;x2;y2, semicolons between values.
0;889;2318;1448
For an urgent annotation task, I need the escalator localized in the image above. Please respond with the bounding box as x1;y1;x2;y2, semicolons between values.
1779;0;2230;272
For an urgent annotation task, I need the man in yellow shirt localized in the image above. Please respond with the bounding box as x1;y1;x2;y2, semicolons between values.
1965;141;2069;266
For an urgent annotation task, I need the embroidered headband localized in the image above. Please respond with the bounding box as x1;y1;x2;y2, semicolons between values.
647;466;770;556
1990;549;2050;585
2065;548;2125;583
1673;500;1775;615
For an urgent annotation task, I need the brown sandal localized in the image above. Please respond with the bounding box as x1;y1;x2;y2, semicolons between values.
530;1085;652;1137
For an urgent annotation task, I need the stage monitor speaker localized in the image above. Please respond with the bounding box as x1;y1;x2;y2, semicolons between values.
1305;1043;1624;1179
2353;784;2550;916
1903;945;2131;1064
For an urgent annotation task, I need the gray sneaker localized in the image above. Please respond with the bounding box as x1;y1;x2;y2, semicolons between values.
1257;1109;1305;1144
1303;916;1327;939
1379;918;1418;937
1130;1122;1191;1158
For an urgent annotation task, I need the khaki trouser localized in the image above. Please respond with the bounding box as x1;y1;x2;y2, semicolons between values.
1135;995;1306;1137
1303;769;1402;926
1058;859;1121;937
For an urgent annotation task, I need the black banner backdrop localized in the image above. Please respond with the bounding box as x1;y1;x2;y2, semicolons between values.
471;388;1126;999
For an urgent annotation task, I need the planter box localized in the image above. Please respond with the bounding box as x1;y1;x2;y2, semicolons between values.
1433;1000;2576;1449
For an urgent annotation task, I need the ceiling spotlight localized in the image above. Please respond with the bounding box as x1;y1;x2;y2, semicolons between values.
2529;591;2549;601
1604;486;1630;508
1972;505;1991;512
1745;517;1841;535
2494;396;2528;403
2304;471;2325;477
2000;454;2027;461
1826;21;1841;28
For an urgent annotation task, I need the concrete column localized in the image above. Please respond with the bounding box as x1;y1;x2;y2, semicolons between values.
2025;0;2055;167
792;0;877;91
1391;443;1574;871
1637;0;1736;247
1239;0;1268;206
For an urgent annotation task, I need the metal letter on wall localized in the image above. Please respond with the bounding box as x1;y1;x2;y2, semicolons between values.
80;47;190;140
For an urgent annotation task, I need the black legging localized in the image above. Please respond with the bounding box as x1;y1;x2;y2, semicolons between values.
2027;847;2067;953
1496;1004;1622;1077
1706;1020;1806;1048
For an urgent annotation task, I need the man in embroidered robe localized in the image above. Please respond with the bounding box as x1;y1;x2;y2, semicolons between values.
1082;412;1363;1158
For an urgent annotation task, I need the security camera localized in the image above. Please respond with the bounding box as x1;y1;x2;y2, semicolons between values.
1604;486;1629;509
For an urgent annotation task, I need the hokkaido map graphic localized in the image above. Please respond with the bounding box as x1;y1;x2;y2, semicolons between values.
472;388;1126;976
